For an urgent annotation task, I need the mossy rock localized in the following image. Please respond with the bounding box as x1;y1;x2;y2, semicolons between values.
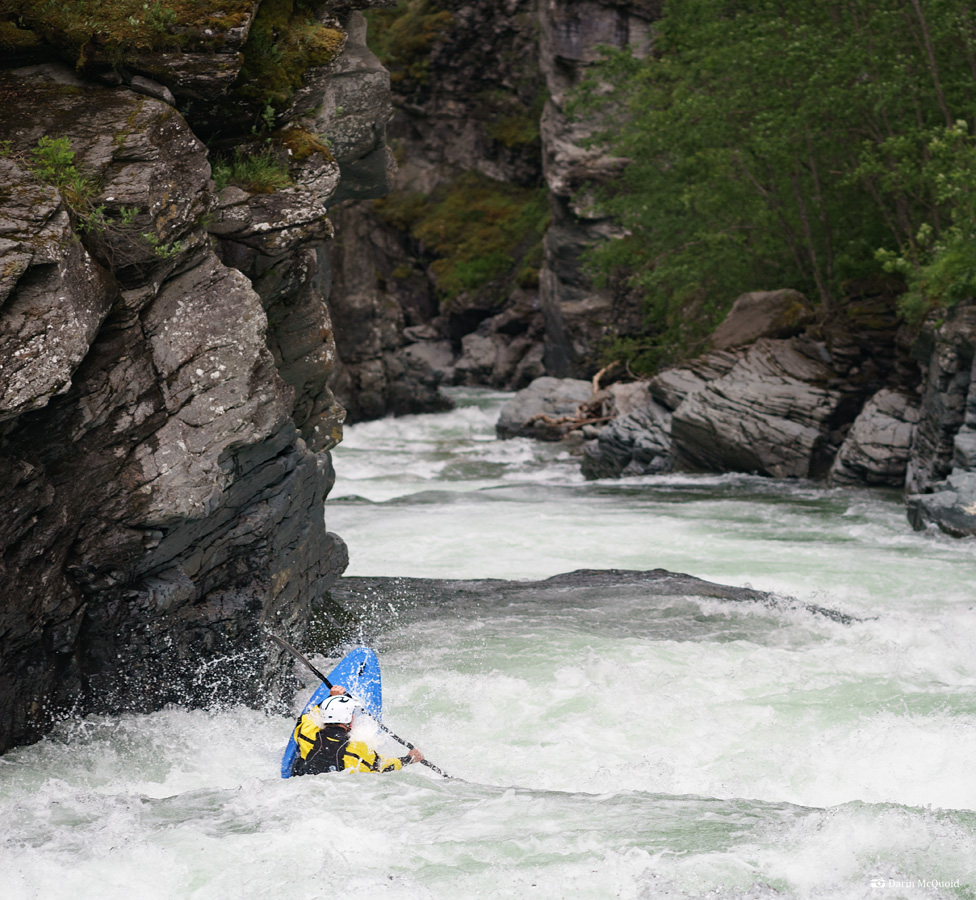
236;0;346;111
0;19;43;52
2;0;257;59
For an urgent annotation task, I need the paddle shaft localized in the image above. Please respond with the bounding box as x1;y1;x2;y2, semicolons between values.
268;634;450;778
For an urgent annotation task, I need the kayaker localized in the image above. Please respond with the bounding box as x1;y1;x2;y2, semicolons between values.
290;687;425;776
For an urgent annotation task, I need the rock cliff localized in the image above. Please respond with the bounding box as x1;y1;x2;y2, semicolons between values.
320;0;664;418
323;0;548;421
0;1;393;753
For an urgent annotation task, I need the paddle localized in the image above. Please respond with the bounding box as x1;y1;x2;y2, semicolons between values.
268;634;451;778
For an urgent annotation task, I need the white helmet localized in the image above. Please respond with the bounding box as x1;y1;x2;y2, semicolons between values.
318;694;356;725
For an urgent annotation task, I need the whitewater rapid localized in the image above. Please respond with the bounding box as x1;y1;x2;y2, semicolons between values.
2;388;974;899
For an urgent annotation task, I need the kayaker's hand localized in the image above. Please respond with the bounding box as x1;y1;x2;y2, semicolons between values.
408;748;424;763
329;685;346;696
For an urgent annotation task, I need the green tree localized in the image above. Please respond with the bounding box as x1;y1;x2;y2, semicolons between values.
574;0;976;368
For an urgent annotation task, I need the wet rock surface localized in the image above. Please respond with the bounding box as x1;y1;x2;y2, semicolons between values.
904;301;976;536
496;375;594;440
329;568;860;625
0;2;394;752
829;388;919;487
669;338;860;479
581;400;672;479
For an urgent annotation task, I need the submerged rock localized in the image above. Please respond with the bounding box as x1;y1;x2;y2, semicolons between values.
329;568;860;625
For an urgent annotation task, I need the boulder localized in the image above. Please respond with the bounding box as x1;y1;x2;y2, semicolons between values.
454;332;504;385
581;400;673;479
903;300;976;537
709;289;815;351
670;338;858;478
829;388;920;487
496;375;594;440
905;304;976;493
404;338;456;383
907;471;976;537
649;350;743;410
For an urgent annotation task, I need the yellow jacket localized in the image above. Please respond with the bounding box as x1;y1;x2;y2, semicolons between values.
292;713;409;775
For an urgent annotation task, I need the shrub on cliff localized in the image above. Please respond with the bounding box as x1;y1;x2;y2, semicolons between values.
573;0;976;370
364;0;453;86
374;171;548;306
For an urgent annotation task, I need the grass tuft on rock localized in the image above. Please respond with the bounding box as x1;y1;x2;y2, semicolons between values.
212;147;293;193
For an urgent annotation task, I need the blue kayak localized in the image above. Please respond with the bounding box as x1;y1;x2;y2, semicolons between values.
280;646;383;779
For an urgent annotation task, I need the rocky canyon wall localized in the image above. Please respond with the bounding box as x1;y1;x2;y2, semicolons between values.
0;1;392;752
324;1;664;419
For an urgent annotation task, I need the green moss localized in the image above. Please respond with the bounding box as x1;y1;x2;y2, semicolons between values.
0;18;42;51
364;0;452;86
373;190;429;232
236;0;345;111
3;0;256;59
374;170;550;303
482;86;546;149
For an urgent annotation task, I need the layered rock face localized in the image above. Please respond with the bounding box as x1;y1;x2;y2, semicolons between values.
0;2;391;752
905;302;976;535
327;0;551;419
536;0;659;377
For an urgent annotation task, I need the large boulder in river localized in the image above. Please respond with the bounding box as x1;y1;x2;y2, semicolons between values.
669;338;860;479
829;388;920;487
907;471;976;536
496;375;595;440
581;400;673;479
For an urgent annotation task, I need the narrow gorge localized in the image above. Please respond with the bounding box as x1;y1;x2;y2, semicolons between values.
3;0;976;758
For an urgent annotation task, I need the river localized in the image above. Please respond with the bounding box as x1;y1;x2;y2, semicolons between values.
2;387;974;899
